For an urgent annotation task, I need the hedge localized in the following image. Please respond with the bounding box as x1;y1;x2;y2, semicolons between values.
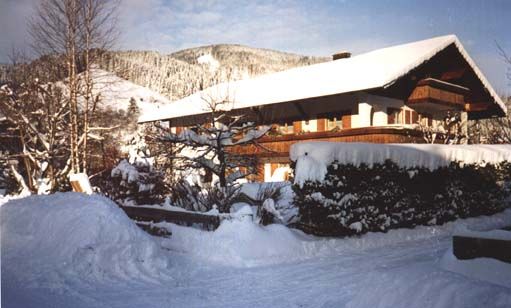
293;160;511;236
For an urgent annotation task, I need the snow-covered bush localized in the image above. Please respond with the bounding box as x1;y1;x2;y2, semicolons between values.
291;142;511;236
0;154;19;196
234;182;298;225
169;180;239;213
92;159;169;206
293;160;511;236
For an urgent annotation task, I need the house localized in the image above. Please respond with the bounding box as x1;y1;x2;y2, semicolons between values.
139;35;507;182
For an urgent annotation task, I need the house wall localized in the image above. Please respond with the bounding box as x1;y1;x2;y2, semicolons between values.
170;93;449;182
344;94;417;129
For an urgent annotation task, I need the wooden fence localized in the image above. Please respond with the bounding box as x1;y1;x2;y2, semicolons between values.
453;230;511;264
119;205;254;235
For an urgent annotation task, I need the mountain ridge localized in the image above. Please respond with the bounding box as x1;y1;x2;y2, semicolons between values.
97;44;330;101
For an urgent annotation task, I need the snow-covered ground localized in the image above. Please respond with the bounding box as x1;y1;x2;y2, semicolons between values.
1;193;511;308
62;68;172;120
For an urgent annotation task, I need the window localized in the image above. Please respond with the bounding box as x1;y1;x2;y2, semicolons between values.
387;108;419;125
326;116;343;130
387;108;402;124
411;111;419;124
419;113;432;126
278;123;294;134
405;110;411;124
404;110;418;124
320;110;350;130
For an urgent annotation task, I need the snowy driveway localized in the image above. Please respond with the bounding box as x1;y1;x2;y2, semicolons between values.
5;231;511;308
2;193;511;308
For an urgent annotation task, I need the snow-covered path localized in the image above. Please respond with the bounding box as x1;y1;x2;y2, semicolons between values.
2;193;511;308
123;242;508;307
166;239;450;307
5;234;510;307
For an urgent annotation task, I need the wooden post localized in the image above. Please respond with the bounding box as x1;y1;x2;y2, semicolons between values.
460;111;468;144
69;173;93;194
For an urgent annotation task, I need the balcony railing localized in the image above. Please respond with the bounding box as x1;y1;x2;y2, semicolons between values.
407;78;469;112
231;126;425;159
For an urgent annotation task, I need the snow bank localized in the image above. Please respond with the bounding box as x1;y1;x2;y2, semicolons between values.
160;207;511;268
291;142;511;185
438;227;511;288
440;248;511;288
161;216;309;267
1;193;170;287
3;194;511;307
454;227;511;241
346;260;511;308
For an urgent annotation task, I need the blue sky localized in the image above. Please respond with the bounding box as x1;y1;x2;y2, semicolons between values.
1;0;509;94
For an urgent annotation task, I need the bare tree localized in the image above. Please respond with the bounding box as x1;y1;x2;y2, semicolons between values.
469;43;511;144
470;99;511;144
150;94;269;209
0;0;119;193
79;0;118;172
0;67;71;193
418;111;467;144
28;0;118;175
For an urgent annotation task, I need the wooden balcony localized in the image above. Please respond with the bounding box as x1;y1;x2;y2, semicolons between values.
231;126;425;162
407;78;469;113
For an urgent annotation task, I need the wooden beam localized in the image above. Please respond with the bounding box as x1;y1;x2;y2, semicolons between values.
440;68;467;81
465;103;490;112
228;127;427;157
342;114;351;129
317;118;326;132
293;121;302;133
250;106;265;123
120;206;221;228
453;235;511;263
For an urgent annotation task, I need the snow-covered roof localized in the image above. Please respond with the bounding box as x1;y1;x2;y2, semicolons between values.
139;35;506;123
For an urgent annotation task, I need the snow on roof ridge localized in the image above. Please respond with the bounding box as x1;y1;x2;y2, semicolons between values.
139;34;506;123
380;35;457;88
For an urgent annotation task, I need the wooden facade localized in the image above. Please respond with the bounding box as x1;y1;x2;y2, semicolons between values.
232;126;424;161
407;78;468;112
236;126;426;181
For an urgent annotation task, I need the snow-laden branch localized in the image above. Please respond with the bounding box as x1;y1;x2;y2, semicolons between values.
152;99;270;187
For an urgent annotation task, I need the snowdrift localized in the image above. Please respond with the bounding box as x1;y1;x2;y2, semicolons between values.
161;215;310;267
2;193;511;307
1;193;170;287
291;142;511;186
161;208;511;268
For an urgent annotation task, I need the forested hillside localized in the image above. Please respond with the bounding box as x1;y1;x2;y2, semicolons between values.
97;44;329;100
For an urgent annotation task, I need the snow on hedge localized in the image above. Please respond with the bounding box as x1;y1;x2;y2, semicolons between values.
0;193;170;287
291;142;511;186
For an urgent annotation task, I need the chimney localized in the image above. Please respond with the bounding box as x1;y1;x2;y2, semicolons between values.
332;51;351;60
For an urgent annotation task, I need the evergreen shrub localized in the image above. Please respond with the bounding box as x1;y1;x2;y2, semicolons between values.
293;160;511;236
